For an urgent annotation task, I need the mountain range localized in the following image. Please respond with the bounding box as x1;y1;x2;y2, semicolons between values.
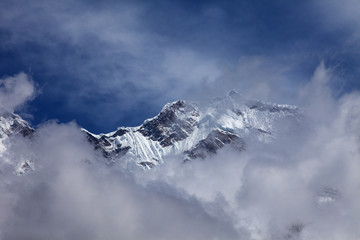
0;91;300;171
1;91;346;239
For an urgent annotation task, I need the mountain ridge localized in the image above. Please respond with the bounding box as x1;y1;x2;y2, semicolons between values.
83;91;300;169
0;91;300;170
0;110;35;174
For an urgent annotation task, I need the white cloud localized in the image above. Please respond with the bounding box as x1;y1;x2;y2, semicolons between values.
163;49;222;85
0;121;240;240
0;72;35;113
0;4;359;235
0;0;228;129
133;63;360;239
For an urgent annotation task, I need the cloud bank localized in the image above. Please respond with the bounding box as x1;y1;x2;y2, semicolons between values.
0;63;359;239
0;0;359;238
0;122;239;240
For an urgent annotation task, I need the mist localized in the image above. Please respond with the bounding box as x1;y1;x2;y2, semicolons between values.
138;63;360;239
1;0;359;132
0;121;239;240
0;62;359;240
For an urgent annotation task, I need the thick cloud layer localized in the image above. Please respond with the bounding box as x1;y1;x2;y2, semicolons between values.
0;1;359;238
138;63;360;239
0;122;239;240
0;63;359;239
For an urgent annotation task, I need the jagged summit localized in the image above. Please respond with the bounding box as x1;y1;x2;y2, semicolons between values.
139;100;199;147
0;92;300;171
83;93;299;169
0;112;34;138
0;93;299;171
0;111;35;174
0;112;34;151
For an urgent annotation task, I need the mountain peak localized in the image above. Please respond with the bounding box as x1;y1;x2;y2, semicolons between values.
227;89;241;98
0;112;35;173
139;100;199;147
83;93;300;169
160;100;186;112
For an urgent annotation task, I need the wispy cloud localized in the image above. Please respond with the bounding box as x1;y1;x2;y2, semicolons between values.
135;63;360;239
0;0;359;132
0;121;239;240
0;0;225;131
1;63;359;239
0;72;35;113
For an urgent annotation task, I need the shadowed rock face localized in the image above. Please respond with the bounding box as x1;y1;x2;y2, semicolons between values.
84;131;130;159
0;112;34;139
111;129;128;137
0;112;35;174
103;146;130;159
284;223;305;240
185;129;245;160
10;119;34;137
16;160;34;175
85;132;112;149
82;94;300;169
246;100;298;113
138;100;199;147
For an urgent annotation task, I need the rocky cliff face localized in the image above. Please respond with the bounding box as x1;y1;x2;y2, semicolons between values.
0;111;34;152
0;91;300;171
138;100;199;147
0;111;35;174
83;91;300;169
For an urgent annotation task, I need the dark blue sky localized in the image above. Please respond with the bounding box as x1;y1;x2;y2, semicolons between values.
0;0;359;133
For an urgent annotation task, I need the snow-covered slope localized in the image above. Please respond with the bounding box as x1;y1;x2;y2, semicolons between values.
0;91;300;171
0;111;35;174
0;111;34;154
84;91;300;169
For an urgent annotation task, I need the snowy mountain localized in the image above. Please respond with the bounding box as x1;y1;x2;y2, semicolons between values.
0;91;300;171
0;111;34;153
1;91;346;239
0;110;34;174
83;91;300;169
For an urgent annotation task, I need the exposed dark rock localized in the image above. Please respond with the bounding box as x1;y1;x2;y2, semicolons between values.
81;98;299;167
231;108;243;116
84;131;130;159
10;119;34;137
21;161;31;173
289;224;304;234
85;132;112;149
103;146;130;159
185;129;245;160
320;187;340;199
0;112;35;139
138;158;160;169
111;128;129;137
138;100;199;147
17;161;34;175
19;126;35;137
257;128;270;134
246;100;297;113
285;223;304;239
138;161;155;169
